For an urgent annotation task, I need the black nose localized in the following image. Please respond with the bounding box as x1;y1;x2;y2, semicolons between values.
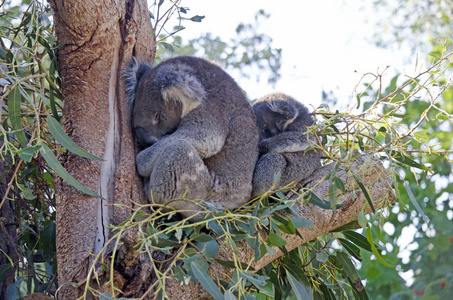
136;128;158;148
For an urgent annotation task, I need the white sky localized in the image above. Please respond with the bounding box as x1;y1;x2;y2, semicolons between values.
167;0;412;108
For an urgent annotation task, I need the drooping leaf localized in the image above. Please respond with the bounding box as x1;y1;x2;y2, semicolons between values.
191;261;223;300
304;190;343;210
389;150;433;172
336;251;359;281
365;227;394;268
190;15;205;22
286;271;313;300
353;174;375;213
224;290;238;300
40;144;102;198
7;86;28;147
0;264;11;283
338;238;362;261
18;145;41;162
404;181;429;223
239;271;269;287
47;116;102;161
266;231;287;247
342;231;372;252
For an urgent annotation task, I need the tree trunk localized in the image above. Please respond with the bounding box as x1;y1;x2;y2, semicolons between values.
48;0;154;298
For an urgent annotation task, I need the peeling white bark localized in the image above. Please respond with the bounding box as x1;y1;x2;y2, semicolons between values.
95;27;122;254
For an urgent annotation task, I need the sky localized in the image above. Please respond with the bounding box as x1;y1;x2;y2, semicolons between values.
161;0;412;109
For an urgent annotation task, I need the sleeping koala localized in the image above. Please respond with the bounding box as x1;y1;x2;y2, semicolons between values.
123;56;259;218
251;93;321;198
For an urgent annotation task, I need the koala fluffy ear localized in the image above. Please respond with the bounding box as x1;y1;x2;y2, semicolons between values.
123;57;151;107
267;101;299;131
154;63;207;117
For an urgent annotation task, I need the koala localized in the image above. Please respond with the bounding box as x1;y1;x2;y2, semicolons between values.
123;56;259;218
251;93;321;198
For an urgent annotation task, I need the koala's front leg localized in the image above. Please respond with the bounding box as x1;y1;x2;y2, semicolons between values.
259;131;311;154
136;144;165;177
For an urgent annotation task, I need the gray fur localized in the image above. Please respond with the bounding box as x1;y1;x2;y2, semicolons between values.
123;57;151;107
125;56;259;219
252;93;321;198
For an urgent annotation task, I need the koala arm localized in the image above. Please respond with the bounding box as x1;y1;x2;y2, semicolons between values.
259;131;316;154
136;126;225;177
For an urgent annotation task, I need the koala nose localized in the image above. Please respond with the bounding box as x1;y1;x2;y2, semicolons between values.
136;128;158;148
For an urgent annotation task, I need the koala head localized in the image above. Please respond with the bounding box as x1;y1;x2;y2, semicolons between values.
123;57;207;148
253;93;303;141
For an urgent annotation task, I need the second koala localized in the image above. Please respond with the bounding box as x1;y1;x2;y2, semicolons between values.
252;93;321;198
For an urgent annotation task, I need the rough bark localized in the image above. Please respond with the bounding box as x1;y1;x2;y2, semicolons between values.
48;0;154;298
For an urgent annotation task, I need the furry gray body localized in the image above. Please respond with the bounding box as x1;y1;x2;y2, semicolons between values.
252;93;321;197
124;56;259;218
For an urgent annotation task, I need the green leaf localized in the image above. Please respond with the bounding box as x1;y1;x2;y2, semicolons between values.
174;266;190;285
404;182;429;223
193;233;215;242
47;116;102;161
290;217;314;228
0;264;11;283
389;150;433;172
18;145;41;162
338;238;362;261
315;252;329;263
353;174;375;213
40;221;56;262
49;86;60;122
305;190;343;210
334;176;346;193
348;277;369;300
190;15;205;22
269;271;282;300
266;231;287;247
161;41;175;52
277;218;296;234
365;227;394;268
286;271;313;300
413;130;429;143
224;290;238;300
40;144;102;198
214;259;254;270
358;210;367;228
342;231;372;252
239;271;268;287
7;86;28;147
336;251;359;281
197;239;219;259
191;261;223;300
328;182;338;213
314;282;336;300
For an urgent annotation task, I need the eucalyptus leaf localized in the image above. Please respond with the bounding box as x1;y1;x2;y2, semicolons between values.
365;227;394;268
191;261;224;300
40;144;101;198
353;174;375;213
7;86;28;147
286;271;313;300
47;116;102;161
